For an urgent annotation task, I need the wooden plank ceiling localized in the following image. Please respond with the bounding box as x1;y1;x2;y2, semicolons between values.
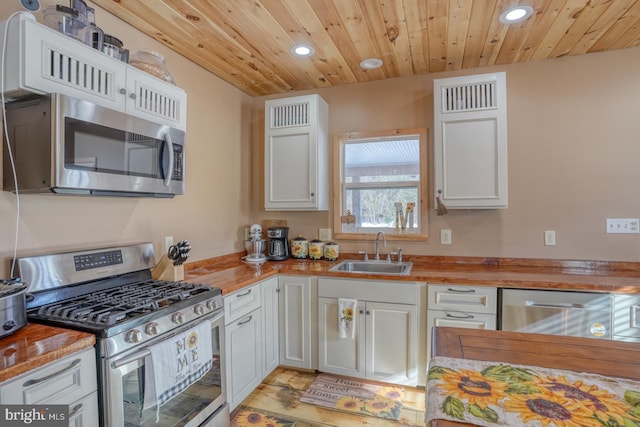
91;0;640;96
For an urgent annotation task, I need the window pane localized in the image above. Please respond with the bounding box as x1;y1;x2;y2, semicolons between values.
345;187;419;230
344;139;419;184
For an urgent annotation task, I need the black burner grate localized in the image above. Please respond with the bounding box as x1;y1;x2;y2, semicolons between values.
33;280;214;327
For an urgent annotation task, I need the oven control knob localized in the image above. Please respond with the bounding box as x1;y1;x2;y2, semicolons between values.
206;299;218;310
125;329;142;343
172;312;185;325
194;304;205;315
145;322;159;336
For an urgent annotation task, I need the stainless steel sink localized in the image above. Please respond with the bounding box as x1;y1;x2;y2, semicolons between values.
329;260;413;276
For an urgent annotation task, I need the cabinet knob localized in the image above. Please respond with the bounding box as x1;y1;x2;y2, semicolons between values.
129;93;137;100
310;192;315;197
359;309;364;315
119;88;126;95
366;310;370;315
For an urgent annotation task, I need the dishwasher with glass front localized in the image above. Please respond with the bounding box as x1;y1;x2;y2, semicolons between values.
500;289;613;339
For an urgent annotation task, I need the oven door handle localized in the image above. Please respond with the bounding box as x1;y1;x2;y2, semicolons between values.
111;349;151;369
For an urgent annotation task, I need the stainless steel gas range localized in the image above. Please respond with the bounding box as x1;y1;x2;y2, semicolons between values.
17;243;229;427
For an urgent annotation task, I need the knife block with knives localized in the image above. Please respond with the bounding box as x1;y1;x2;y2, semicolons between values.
151;254;184;281
151;240;190;281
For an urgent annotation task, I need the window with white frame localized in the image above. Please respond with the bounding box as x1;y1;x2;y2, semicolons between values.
333;128;428;241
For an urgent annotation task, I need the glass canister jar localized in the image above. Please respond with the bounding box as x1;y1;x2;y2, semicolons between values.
309;238;324;260
290;235;308;259
323;242;339;261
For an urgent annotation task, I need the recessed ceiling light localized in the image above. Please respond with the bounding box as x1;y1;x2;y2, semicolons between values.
291;44;314;57
360;58;383;69
499;5;533;24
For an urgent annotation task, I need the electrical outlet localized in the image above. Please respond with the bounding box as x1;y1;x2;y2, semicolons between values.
164;236;174;253
544;230;556;246
319;228;332;241
606;218;640;234
440;229;452;245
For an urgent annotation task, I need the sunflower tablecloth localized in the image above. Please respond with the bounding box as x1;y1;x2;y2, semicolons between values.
426;356;640;427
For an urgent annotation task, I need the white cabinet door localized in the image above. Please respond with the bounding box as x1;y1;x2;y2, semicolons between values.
433;72;508;208
0;15;187;129
278;275;317;369
318;297;366;378
225;308;262;411
261;277;279;377
124;66;188;129
366;301;418;385
264;94;328;210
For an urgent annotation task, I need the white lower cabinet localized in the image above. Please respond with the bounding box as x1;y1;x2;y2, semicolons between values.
426;284;497;364
0;347;98;427
278;275;318;370
317;278;422;386
224;282;263;411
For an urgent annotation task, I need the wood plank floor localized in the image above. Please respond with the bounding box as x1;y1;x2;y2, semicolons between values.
232;367;426;426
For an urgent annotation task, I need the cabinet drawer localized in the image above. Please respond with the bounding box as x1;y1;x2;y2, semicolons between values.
69;390;99;427
0;347;97;405
428;284;497;314
427;310;496;330
224;283;262;324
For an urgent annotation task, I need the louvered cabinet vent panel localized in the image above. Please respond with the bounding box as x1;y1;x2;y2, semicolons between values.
135;85;180;123
45;47;112;98
270;101;310;129
442;81;497;113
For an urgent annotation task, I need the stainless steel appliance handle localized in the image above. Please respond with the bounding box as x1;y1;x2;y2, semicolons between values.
23;358;81;387
527;302;587;309
111;349;151;369
163;132;174;187
110;310;224;370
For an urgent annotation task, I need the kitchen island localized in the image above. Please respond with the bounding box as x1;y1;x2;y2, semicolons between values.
427;327;640;427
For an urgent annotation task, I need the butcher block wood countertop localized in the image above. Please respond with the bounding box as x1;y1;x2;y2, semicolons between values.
184;253;640;295
0;323;95;383
1;253;637;383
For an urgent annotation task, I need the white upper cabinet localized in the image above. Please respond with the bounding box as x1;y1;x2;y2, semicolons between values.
433;72;508;209
264;94;329;210
0;14;187;129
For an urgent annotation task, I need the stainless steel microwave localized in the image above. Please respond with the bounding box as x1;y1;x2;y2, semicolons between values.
2;93;185;198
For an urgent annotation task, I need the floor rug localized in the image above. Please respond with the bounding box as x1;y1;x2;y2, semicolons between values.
231;405;296;427
300;373;404;421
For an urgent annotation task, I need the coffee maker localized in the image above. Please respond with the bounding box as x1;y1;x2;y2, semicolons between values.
267;227;290;261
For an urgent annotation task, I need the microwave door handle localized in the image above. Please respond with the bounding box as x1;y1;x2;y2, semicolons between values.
163;132;174;187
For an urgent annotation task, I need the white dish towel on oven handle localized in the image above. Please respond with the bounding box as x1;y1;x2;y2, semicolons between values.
338;298;357;339
143;321;213;421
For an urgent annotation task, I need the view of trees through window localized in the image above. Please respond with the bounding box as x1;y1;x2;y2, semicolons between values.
343;137;420;232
